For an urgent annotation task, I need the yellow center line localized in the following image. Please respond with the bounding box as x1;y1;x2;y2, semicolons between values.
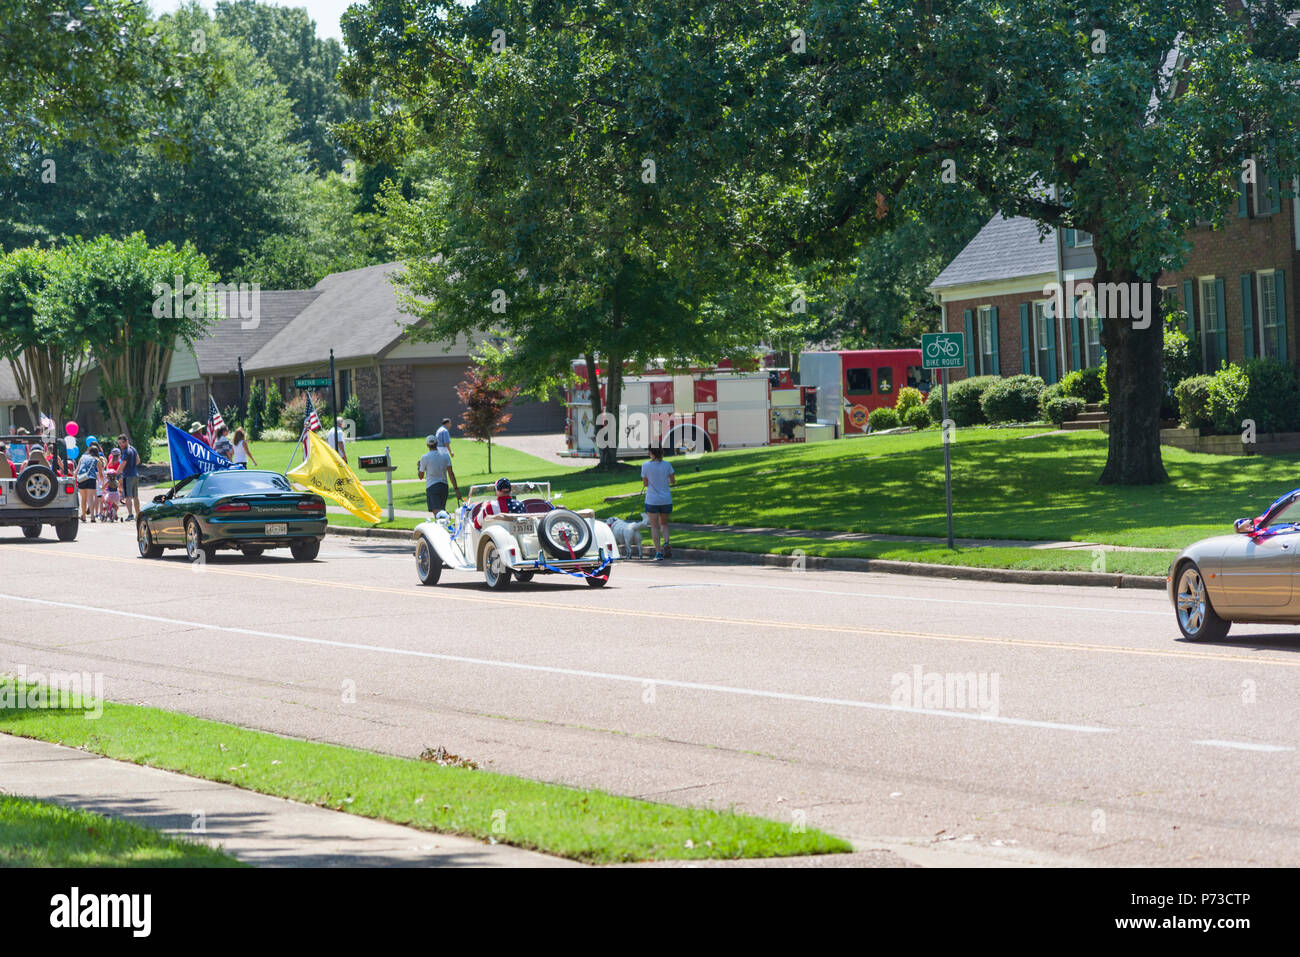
4;542;1298;668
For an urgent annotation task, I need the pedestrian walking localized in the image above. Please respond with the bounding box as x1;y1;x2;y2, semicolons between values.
324;419;347;461
116;434;140;520
75;442;105;522
641;445;676;560
212;425;234;460
417;434;459;514
230;427;257;467
435;418;453;457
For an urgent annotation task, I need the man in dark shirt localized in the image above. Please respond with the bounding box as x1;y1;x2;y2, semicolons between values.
116;434;140;519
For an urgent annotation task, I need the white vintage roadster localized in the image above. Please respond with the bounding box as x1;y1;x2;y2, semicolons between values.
413;481;618;589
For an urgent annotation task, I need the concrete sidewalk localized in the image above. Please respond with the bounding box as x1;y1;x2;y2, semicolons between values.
0;733;575;868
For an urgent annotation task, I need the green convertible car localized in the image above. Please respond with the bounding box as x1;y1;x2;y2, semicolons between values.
137;469;327;561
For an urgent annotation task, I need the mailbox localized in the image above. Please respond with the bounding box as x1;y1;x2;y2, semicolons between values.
358;453;392;473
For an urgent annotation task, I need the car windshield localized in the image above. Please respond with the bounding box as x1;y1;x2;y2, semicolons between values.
1266;497;1300;528
202;471;293;494
466;481;551;502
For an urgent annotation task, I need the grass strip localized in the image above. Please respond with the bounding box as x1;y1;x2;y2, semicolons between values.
670;531;1175;578
0;793;241;867
0;688;850;864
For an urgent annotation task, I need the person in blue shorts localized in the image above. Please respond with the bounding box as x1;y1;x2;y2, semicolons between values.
641;446;676;560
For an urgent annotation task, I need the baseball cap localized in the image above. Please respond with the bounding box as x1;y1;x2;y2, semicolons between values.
495;477;512;492
426;434;437;446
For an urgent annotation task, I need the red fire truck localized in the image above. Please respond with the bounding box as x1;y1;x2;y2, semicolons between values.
798;349;930;435
565;360;816;456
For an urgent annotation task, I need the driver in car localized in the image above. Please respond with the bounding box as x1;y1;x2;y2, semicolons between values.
474;477;526;528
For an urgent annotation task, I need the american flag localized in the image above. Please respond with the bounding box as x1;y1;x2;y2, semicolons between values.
304;393;322;432
207;395;225;445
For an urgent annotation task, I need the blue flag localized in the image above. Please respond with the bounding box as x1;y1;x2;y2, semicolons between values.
166;422;239;481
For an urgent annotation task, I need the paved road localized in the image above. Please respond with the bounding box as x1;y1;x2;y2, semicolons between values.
1;524;1297;866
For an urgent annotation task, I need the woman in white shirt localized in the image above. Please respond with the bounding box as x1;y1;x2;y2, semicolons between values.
230;428;258;467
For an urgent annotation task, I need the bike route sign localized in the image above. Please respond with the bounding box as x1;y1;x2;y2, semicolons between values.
921;332;965;370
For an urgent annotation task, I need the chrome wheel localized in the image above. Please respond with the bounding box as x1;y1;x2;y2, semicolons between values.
1175;563;1229;642
483;542;512;590
416;537;441;585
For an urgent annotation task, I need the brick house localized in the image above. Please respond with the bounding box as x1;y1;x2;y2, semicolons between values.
928;174;1298;383
166;262;564;437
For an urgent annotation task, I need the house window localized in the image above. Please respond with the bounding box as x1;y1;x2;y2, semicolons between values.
978;306;994;374
1253;158;1279;217
1034;301;1051;377
180;386;192;411
338;368;353;406
1085;316;1102;368
1074;230;1093;246
1200;277;1224;371
845;367;873;396
1258;271;1281;359
876;366;893;396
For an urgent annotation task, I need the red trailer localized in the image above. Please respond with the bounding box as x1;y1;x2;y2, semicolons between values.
799;349;930;435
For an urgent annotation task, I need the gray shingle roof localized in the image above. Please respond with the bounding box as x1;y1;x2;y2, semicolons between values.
191;290;319;376
245;262;417;372
928;215;1059;289
0;360;22;403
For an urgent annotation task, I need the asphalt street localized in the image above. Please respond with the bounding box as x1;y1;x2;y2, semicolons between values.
1;523;1297;866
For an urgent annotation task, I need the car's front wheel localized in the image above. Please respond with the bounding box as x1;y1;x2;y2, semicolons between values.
1175;562;1229;642
415;537;441;586
483;542;512;590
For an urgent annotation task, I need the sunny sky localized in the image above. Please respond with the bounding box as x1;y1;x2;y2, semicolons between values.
152;0;354;43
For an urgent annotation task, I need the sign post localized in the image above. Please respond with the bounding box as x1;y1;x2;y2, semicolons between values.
921;332;966;549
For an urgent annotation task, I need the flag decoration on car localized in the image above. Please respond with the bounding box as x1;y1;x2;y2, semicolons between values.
207;395;225;445
166;422;238;481
287;429;381;524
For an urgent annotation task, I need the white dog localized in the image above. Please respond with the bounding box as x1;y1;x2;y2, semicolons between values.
605;512;651;558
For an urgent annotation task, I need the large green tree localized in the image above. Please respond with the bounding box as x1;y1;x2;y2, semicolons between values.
776;1;1300;484
339;0;795;467
37;233;218;448
215;0;356;173
0;246;88;430
0;6;310;277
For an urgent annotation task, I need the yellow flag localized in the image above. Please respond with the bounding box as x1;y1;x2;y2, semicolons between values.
287;430;383;524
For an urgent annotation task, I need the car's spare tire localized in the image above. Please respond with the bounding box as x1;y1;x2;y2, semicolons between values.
538;508;593;559
15;464;57;507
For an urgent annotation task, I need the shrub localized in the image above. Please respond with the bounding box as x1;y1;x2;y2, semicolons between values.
341;393;366;436
980;374;1046;423
1059;366;1106;403
1175;375;1216;431
867;406;900;431
163;407;195;430
903;404;931;430
1042;395;1085;427
265;382;284;427
1207;359;1300;436
259;426;296;442
1162;325;1196;419
278;393;308;435
247;381;266;436
926;374;999;426
894;386;924;418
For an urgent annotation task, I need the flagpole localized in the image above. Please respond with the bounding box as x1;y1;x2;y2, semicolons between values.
285;426;308;474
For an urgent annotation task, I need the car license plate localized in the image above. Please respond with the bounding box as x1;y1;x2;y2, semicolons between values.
509;522;530;535
265;523;288;535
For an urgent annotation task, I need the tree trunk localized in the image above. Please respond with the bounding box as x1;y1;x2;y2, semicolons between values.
1095;249;1167;486
600;353;624;470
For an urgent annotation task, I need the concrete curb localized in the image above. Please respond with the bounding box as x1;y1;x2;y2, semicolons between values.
324;526;1167;590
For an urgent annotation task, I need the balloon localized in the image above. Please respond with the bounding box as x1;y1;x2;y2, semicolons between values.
64;421;78;437
85;434;97;446
64;436;77;451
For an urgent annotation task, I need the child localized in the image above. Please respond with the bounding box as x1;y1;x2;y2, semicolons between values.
101;450;122;522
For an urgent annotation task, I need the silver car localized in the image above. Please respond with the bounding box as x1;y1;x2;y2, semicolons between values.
1169;488;1300;641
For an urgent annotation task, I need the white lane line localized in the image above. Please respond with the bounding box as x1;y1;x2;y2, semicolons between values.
0;592;1110;735
1192;740;1295;753
621;578;1169;616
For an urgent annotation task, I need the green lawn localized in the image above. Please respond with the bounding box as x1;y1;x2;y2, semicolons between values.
0;793;241;867
0;686;849;864
168;427;1297;562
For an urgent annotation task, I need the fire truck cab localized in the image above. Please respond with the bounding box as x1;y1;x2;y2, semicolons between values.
799;349;930;435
